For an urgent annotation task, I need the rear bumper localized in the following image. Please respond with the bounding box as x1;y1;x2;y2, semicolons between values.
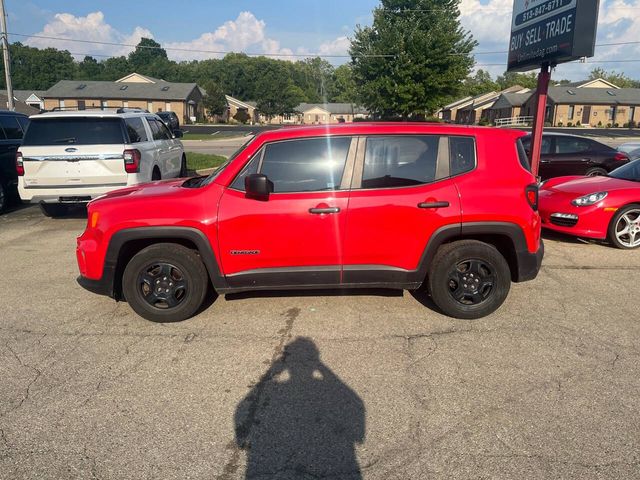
515;240;544;282
19;184;129;203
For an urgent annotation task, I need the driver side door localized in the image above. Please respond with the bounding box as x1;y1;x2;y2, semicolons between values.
217;136;357;289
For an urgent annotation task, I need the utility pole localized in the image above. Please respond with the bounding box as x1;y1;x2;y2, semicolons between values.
0;0;14;111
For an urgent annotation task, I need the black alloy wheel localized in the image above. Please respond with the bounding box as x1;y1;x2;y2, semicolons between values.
446;259;496;306
138;262;188;309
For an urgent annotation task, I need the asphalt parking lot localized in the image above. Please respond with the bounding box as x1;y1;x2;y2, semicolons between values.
1;205;639;480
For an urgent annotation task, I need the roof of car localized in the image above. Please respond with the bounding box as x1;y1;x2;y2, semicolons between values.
257;122;525;140
29;110;157;119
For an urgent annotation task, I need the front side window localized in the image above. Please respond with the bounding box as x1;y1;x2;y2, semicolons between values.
362;136;439;189
568;105;575;120
125;117;149;143
148;118;170;140
243;137;351;193
521;136;552;155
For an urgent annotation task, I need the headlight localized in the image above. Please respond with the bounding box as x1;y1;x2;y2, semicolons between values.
571;191;608;206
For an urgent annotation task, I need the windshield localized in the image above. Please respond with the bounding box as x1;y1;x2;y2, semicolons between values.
200;135;255;186
608;159;640;182
22;117;124;146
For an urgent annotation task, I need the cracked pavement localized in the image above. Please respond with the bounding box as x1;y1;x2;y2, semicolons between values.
1;205;639;479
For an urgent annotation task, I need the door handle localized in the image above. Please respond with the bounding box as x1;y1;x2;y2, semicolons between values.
540;159;551;164
418;201;449;209
579;158;591;162
309;207;340;214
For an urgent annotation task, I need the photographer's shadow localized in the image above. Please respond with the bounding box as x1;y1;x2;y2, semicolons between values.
234;337;365;479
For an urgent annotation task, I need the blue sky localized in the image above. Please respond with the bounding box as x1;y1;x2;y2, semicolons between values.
6;1;640;81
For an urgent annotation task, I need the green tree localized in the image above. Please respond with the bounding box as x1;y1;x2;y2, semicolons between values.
201;80;227;117
101;56;132;80
128;38;168;70
588;67;640;88
76;56;104;80
350;0;476;119
461;69;498;97
330;64;358;103
496;71;538;90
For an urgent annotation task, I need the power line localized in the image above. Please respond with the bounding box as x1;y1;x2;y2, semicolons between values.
10;31;640;60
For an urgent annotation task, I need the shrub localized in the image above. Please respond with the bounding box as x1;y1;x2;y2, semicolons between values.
576;121;581;127
544;121;552;127
567;121;573;127
613;123;619;128
597;121;603;127
233;109;250;124
606;123;612;128
557;122;563;127
478;118;490;126
628;120;637;129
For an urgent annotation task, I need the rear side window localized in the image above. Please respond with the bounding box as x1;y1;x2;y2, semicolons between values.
555;136;592;154
0;115;24;140
260;137;351;192
516;138;531;171
449;137;476;176
125;117;149;143
22;117;124;145
362;136;439;188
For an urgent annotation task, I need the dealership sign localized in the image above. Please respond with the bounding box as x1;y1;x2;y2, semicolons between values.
507;0;600;72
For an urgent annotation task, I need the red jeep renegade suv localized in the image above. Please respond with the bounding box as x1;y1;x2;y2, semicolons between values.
76;123;543;322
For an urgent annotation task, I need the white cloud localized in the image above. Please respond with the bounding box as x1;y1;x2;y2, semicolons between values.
26;11;152;58
317;36;350;56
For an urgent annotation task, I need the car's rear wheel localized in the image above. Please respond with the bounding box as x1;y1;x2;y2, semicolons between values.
428;240;511;319
122;243;209;322
179;155;187;177
40;203;69;217
151;167;161;181
586;167;607;177
608;204;640;249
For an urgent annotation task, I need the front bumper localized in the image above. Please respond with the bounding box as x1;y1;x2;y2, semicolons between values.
515;240;544;282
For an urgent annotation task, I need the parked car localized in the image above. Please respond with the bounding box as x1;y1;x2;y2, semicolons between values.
0;111;29;213
157;111;180;133
17;110;187;217
76;124;543;322
617;141;640;154
521;133;629;180
539;159;640;249
627;147;640;161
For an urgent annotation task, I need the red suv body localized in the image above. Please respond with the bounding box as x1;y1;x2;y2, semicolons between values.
77;123;543;322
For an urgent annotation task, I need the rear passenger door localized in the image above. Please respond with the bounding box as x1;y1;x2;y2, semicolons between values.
148;117;181;177
342;135;465;286
550;136;598;176
124;117;156;181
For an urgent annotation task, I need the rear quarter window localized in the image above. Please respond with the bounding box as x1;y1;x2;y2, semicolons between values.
516;138;531;171
125;117;149;143
449;136;476;176
22;117;125;146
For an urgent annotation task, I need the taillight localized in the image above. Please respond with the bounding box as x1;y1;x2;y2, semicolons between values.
614;152;629;162
123;149;141;173
525;183;538;211
15;151;24;176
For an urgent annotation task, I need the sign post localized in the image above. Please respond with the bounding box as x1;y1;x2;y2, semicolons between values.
507;0;600;178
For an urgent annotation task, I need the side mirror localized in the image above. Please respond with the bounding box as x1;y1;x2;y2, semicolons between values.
173;129;184;138
245;173;274;200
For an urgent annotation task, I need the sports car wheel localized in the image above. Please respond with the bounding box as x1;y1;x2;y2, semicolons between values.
608;204;640;249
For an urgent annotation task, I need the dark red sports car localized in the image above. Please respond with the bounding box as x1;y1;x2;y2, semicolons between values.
539;159;640;249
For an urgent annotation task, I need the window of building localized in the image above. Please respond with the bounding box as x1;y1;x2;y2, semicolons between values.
568;105;575;120
147;101;153;112
123;101;129;108
101;100;108;109
609;107;616;121
361;136;440;189
59;99;65;109
125;117;149;143
165;102;171;112
78;100;86;111
631;106;636;123
257;137;351;193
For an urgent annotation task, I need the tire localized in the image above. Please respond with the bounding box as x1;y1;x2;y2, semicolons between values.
586;167;607;177
39;203;69;217
151;168;161;181
428;240;511;319
0;181;6;214
122;243;209;323
608;204;640;249
179;155;187;177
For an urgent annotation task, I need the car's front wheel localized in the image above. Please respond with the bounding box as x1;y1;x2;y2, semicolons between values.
608;204;640;249
179;155;187;177
586;167;607;177
428;240;511;319
122;243;209;322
